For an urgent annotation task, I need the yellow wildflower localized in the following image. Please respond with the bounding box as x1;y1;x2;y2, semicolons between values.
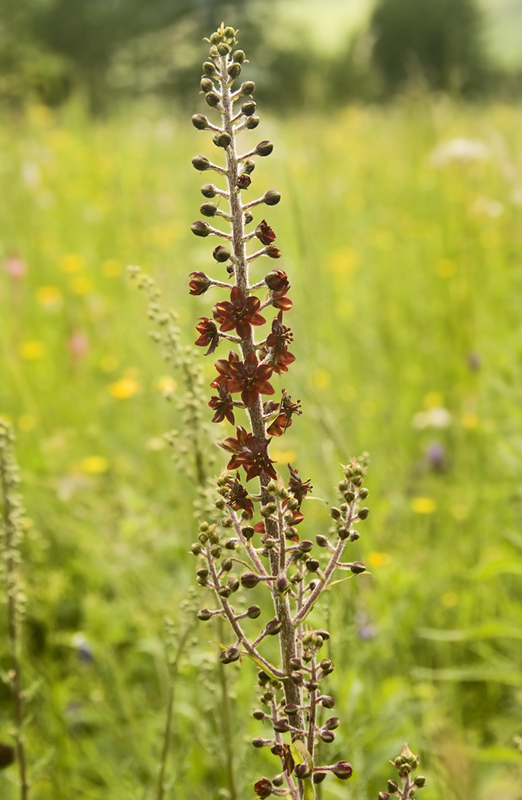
102;258;122;277
109;377;140;399
442;591;458;608
270;448;296;464
368;552;392;568
36;285;63;309
60;253;84;273
436;259;456;278
461;412;478;429
411;497;437;514
18;341;47;360
18;415;36;431
79;456;109;474
70;276;93;295
313;369;331;390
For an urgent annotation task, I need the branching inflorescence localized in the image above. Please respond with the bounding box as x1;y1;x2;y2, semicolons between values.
186;24;425;800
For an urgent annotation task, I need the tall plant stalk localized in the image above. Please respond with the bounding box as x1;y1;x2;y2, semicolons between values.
0;420;29;800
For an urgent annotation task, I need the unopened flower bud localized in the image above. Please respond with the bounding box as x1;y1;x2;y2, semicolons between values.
192;113;209;130
197;608;212;621
387;780;399;792
276;575;290;594
244;210;254;223
206;91;221;107
255;140;274;157
290;670;304;684
243;159;256;174
348;529;360;542
201;201;218;217
324;716;340;730
242;525;255;539
263;189;281;206
201;183;217;198
320;695;335;708
191;543;202;555
273;718;290;733
298;540;313;552
414;776;426;787
252;708;265;720
241;572;260;589
221;557;233;572
320;729;335;743
378;794;390;800
218;586;230;598
316;534;329;547
350;561;366;574
200;77;214;92
192;155;211;171
272;774;284;787
212;131;231;148
295;764;310;779
313;772;327;784
196;567;209;579
332;761;353;780
252;737;267;748
265;619;282;635
240;80;255;95
202;61;216;75
319;658;334;674
219;647;240;664
241;99;256;115
358;507;370;520
316;629;330;640
217;42;230;56
330;506;342;520
247;605;261;619
260;502;277;517
306;558;320;572
225;538;238;550
284;703;299;715
289;657;302;670
257;670;269;685
228;62;242;79
190;220;211;237
212;245;230;262
359;487;369;499
189;271;211;295
246;116;260;129
210;545;221;559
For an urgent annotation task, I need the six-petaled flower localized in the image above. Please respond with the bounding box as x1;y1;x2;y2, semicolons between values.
219;426;277;481
209;385;235;424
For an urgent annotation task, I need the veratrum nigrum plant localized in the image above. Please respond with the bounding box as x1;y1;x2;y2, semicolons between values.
186;23;426;800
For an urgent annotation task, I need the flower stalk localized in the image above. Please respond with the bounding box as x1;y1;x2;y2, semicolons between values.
185;23;425;800
0;420;29;800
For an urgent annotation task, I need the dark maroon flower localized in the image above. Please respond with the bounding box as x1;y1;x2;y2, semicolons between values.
189;271;211;295
237;174;251;189
266;312;295;373
227;351;275;407
255;220;276;246
265;269;289;292
209;385;235;424
223;474;254;519
195;318;220;355
265;245;281;259
270;285;293;311
213;286;266;340
218;427;277;481
211;350;241;390
254;778;272;799
288;465;312;507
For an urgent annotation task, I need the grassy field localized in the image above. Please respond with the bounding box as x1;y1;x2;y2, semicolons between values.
1;96;522;799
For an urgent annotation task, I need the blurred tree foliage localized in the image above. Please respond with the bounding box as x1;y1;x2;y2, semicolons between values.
370;0;490;95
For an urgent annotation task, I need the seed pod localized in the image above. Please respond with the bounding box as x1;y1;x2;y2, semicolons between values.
192;155;211;171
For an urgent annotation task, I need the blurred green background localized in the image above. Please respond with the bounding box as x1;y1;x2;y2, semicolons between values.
1;1;522;798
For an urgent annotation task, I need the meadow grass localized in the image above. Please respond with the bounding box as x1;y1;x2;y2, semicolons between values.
1;96;522;798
